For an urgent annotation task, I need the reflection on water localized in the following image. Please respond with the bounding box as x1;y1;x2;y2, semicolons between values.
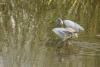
0;38;100;67
45;40;100;67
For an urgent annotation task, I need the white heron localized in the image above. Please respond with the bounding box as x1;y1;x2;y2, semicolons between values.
56;18;84;32
52;18;84;45
52;27;78;41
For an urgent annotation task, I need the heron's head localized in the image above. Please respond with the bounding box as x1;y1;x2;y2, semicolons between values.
56;18;63;26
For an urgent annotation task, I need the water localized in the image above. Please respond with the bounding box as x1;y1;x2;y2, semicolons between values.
0;0;100;67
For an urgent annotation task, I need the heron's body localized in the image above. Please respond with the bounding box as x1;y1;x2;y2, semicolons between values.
56;18;84;32
52;18;84;44
63;20;84;32
52;28;78;41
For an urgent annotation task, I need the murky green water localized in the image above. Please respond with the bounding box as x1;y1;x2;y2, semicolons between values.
0;0;100;67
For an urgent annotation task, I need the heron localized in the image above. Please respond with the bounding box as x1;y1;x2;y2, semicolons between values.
52;18;84;45
52;28;78;40
56;18;84;32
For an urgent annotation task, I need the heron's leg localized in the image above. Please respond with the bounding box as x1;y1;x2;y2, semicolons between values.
62;39;68;47
64;38;73;47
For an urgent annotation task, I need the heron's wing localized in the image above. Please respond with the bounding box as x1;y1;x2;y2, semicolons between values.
52;28;78;40
63;20;84;32
62;30;73;40
52;28;66;38
63;31;72;35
